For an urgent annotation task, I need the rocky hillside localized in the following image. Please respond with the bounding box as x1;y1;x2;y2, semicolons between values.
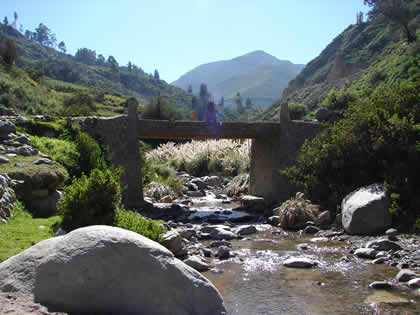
260;11;420;120
172;50;304;108
0;24;192;117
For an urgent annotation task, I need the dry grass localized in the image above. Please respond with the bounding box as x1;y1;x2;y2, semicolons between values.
275;192;320;229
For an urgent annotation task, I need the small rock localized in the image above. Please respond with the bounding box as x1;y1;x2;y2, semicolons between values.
372;257;387;264
303;225;320;234
396;269;418;282
17;145;38;156
376;251;388;258
210;228;237;240
217;246;231;260
38;225;46;230
268;216;280;226
0;156;9;163
158;195;173;203
354;248;378;259
369;281;393;289
310;237;329;243
297;243;309;250
202;248;213;257
315;211;330;226
283;257;318;268
408;278;420;288
184;255;211;272
56;227;67;236
33;158;53;165
14;135;30;145
365;239;402;251
14;162;24;167
386;228;398;238
186;190;205;198
210;241;232;248
5;153;16;157
236;225;257;236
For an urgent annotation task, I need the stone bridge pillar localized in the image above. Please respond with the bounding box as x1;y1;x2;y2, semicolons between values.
249;103;322;205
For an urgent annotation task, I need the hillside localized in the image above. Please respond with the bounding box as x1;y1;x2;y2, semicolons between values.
260;12;420;120
0;23;192;117
171;50;303;108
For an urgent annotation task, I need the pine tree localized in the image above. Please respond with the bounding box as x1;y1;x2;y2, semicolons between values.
58;41;67;53
3;17;8;25
154;69;160;80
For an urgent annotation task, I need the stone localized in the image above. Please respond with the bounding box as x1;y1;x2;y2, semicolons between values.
283;257;318;268
161;230;186;257
17;145;38;156
56;227;67;236
186;190;205;198
297;243;310;250
268;215;281;226
32;158;53;165
341;183;391;235
210;227;237;240
396;269;418;282
310;237;329;243
0;107;17;116
408;278;420;288
314;108;331;122
376;251;388;258
386;228;398;238
30;191;62;217
5;153;16;157
202;248;213;257
191;178;208;190
240;195;265;209
158;195;173;203
365;239;402;251
303;225;320;234
201;176;222;187
13;135;30;145
31;189;49;199
236;225;257;235
200;225;231;234
369;281;393;289
184;255;211;272
217;246;231;260
226;174;249;197
0;120;16;138
0;226;226;314
0;156;9;164
179;228;196;240
354;248;378;259
210;240;232;248
372;257;387;264
14;163;24;167
315;211;330;226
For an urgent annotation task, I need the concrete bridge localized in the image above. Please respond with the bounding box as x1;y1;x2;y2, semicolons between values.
80;102;322;209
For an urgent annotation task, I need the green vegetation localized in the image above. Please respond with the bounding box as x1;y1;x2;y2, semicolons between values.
288;103;308;120
58;168;122;231
282;81;420;229
114;209;167;243
0;202;61;262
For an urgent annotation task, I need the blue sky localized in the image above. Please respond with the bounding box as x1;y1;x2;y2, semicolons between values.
2;1;369;83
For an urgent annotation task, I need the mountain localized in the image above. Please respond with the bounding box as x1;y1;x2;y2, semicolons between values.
260;6;420;120
171;50;304;108
0;23;192;117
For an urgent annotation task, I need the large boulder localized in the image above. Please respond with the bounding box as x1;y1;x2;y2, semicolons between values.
0;225;226;315
341;184;391;235
0;120;16;140
226;173;249;197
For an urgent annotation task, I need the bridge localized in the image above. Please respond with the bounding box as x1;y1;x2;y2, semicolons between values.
80;101;322;209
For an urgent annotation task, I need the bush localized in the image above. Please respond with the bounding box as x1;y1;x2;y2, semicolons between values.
288;103;308;120
283;82;420;229
185;152;209;177
58;168;122;231
114;209;167;243
75;132;107;176
321;87;357;111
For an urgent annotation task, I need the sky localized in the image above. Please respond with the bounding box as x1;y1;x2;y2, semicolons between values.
2;1;369;83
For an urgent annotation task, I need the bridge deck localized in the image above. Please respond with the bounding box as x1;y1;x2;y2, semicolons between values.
137;119;283;139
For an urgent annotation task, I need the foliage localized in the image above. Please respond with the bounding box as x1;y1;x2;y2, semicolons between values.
141;96;182;120
114;209;166;243
74;132;107;176
58;168;122;231
275;192;320;230
62;90;97;116
0;201;61;262
282;82;420;227
320;87;357;111
147;139;250;177
30;135;80;176
0;39;16;66
33;23;57;48
288;103;308;120
75;47;96;65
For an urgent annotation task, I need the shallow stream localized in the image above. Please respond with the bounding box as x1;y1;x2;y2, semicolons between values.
189;193;420;314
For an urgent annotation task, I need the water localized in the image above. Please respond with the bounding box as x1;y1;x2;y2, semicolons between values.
188;194;420;314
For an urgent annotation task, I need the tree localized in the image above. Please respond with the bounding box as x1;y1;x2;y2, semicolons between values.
245;97;253;110
235;92;244;115
364;0;416;43
11;12;18;29
128;61;132;72
58;41;67;53
96;54;106;66
219;96;224;108
107;55;119;71
3;17;8;26
154;69;160;80
34;23;57;47
356;11;364;24
24;30;33;40
187;85;192;93
75;48;96;65
0;39;17;66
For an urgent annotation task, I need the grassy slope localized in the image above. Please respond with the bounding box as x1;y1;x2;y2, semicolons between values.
0;23;192;117
259;16;420;120
0;203;61;262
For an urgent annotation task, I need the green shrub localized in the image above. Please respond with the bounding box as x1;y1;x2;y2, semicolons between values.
114;209;167;243
283;81;420;228
58;168;122;231
75;132;107;176
288;103;308;120
321;87;357;111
